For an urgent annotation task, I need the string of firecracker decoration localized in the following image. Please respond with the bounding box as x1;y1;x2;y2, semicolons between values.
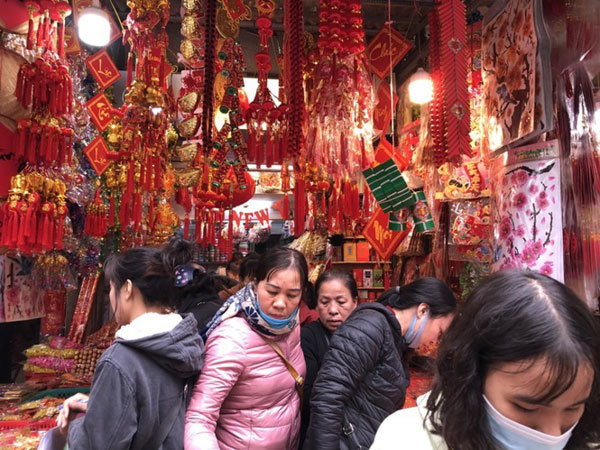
436;0;471;164
429;9;447;167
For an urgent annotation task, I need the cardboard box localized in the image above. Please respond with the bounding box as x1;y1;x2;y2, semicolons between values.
363;269;373;287
356;242;370;261
353;269;363;287
373;268;383;288
368;291;377;301
343;242;357;262
358;289;369;300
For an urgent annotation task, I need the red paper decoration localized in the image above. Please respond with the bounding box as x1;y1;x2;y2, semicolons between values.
365;26;413;80
85;50;120;89
84;136;113;176
85;92;117;132
430;0;471;165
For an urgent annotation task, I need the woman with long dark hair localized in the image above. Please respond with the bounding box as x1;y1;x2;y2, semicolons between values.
372;270;600;450
304;277;457;449
57;242;205;449
185;247;308;450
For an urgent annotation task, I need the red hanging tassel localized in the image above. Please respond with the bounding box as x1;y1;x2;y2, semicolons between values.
108;194;115;227
148;196;155;230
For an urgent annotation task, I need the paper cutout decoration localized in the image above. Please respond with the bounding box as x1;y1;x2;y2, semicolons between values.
366;25;413;80
362;207;410;260
86;50;120;89
85;92;115;132
84;136;113;176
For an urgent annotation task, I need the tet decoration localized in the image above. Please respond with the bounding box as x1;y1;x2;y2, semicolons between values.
85;92;120;132
481;0;553;153
85;50;121;90
365;25;413;80
67;273;99;344
490;140;564;282
362;207;411;261
246;0;290;168
428;0;471;165
0;172;68;253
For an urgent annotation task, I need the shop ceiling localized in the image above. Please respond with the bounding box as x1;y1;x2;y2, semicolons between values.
105;0;493;87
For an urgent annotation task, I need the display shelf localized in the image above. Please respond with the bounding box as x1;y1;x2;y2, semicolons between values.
357;287;386;290
331;261;391;265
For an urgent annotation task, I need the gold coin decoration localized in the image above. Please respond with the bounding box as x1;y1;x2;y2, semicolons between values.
180;39;196;60
177;116;200;138
178;91;200;113
182;0;198;10
182;15;199;39
175;143;199;162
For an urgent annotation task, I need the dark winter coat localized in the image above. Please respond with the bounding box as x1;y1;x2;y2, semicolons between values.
68;314;204;450
300;320;332;448
304;303;409;450
179;292;225;333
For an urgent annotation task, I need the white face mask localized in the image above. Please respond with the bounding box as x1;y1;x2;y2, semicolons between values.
483;395;577;450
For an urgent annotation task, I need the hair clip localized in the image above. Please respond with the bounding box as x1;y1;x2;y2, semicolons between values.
395;286;401;293
174;264;206;287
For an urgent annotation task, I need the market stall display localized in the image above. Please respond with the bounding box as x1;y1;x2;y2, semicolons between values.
0;0;600;439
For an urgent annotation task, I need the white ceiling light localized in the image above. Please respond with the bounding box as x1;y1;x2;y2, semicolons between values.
408;67;433;105
77;1;111;47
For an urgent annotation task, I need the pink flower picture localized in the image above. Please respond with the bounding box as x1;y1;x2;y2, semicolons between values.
513;192;527;210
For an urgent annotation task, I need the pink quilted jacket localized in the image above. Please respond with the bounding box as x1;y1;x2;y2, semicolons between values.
184;315;306;450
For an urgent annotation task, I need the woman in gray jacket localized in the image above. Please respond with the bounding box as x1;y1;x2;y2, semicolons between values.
57;239;205;449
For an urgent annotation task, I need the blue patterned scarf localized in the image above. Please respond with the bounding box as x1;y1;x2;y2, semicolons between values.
201;284;299;340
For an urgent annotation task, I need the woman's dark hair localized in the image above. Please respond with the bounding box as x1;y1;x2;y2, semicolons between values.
426;270;600;450
377;277;456;316
104;238;216;309
255;247;309;291
314;269;359;301
226;261;240;277
240;252;260;281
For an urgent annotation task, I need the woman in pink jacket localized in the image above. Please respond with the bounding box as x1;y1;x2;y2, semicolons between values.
185;247;307;450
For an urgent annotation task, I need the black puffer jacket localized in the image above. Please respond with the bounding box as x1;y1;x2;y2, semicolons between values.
300;320;332;448
304;303;409;450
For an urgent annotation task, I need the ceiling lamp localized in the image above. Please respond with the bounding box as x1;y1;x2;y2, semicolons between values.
77;1;111;47
408;67;433;105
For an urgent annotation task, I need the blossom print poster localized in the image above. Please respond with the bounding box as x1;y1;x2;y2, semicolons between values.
491;140;564;282
482;0;552;152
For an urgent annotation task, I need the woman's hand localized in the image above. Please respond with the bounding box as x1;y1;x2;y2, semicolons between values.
57;393;89;436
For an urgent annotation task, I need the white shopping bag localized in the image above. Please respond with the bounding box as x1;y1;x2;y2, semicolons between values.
37;427;67;450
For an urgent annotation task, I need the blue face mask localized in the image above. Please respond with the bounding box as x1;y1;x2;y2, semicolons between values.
404;311;429;348
256;300;299;329
484;395;577;450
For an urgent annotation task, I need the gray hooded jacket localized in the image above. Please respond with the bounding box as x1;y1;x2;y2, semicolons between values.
68;313;204;450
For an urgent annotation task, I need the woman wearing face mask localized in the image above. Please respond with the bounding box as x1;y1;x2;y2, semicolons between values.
371;270;600;450
184;247;308;450
299;270;359;448
304;277;456;450
56;243;205;449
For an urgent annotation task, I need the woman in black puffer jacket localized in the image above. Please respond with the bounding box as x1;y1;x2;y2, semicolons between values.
303;277;457;450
